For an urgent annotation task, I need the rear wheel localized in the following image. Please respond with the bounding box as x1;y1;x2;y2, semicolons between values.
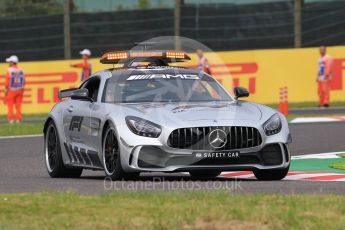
189;170;222;178
253;166;289;181
45;121;82;178
103;124;139;180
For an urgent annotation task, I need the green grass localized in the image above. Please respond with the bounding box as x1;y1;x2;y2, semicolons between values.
22;113;48;121
329;154;345;171
0;123;43;136
266;101;345;109
0;191;344;230
330;162;345;170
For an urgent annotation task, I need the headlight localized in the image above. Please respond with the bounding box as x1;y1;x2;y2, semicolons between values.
263;114;282;136
125;116;162;138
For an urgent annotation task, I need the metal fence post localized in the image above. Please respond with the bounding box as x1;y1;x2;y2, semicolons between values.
64;0;72;59
174;0;181;50
294;0;302;48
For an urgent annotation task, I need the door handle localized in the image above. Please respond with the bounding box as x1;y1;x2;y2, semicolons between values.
67;106;74;112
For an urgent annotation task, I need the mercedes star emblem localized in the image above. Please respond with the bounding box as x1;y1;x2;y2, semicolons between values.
208;129;227;149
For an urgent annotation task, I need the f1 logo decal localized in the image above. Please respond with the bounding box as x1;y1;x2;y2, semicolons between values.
69;116;83;132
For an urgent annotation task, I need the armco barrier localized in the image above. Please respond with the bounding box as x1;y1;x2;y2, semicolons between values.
0;46;345;115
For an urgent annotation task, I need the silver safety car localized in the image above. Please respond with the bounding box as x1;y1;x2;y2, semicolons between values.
44;50;291;180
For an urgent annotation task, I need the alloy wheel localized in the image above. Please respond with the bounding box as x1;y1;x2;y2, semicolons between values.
104;128;119;175
45;126;58;172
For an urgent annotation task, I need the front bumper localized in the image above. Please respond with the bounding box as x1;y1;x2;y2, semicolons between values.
115;116;291;173
125;143;290;172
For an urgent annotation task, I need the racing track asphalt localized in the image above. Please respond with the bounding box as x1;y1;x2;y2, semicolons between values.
1;122;345;195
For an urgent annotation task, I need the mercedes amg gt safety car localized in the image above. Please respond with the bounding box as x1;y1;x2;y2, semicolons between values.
44;50;292;180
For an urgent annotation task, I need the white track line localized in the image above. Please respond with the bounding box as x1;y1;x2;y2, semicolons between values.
284;173;332;180
0;134;43;139
292;151;345;159
221;171;345;181
291;117;345;123
222;173;254;179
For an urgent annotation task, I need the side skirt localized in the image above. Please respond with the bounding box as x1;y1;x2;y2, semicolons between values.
64;142;103;169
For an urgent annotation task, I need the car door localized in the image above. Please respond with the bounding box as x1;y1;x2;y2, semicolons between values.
79;77;103;152
63;77;102;167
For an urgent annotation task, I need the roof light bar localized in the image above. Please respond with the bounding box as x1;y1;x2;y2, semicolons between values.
130;51;162;57
100;50;191;64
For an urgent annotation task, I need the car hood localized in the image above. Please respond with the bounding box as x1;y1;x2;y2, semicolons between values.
119;101;262;122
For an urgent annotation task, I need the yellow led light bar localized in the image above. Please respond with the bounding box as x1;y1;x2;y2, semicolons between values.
130;51;163;57
100;50;190;64
106;51;128;60
165;51;186;59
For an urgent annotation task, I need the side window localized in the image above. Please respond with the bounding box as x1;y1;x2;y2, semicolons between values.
83;77;100;102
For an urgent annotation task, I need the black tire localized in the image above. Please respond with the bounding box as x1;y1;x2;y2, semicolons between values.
253;166;289;181
44;121;83;178
102;123;139;181
189;170;222;178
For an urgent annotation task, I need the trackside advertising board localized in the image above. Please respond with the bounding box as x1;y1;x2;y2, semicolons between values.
0;46;345;114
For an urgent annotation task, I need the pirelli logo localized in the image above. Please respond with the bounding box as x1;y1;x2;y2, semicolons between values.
127;74;200;80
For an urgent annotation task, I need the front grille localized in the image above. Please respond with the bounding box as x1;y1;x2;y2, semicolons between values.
168;126;262;150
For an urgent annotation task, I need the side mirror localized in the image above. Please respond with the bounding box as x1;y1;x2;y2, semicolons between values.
58;88;78;99
58;88;93;102
71;88;93;102
234;87;249;100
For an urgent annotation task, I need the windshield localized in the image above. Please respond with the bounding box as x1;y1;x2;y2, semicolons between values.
102;71;233;103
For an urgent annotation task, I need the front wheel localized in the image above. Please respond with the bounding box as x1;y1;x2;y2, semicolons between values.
253;166;289;181
44;121;82;178
102;124;139;181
